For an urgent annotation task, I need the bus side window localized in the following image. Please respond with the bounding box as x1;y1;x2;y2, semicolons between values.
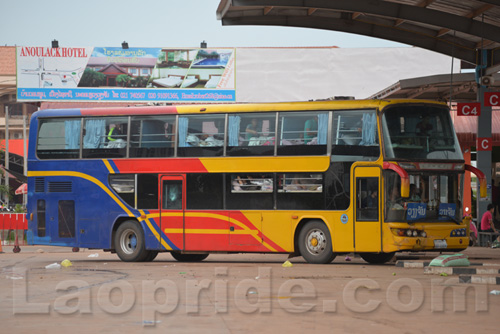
226;113;276;157
357;177;379;221
82;117;128;158
163;180;182;210
177;115;225;157
277;112;328;156
130;116;176;158
36;118;81;159
332;111;379;161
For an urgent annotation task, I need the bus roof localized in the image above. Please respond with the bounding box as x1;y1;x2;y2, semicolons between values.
33;99;447;118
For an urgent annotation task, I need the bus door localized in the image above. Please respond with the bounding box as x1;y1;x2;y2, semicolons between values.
354;167;382;252
47;195;77;246
159;175;185;251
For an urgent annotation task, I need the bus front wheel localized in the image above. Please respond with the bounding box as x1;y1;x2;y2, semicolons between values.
114;221;149;262
298;221;336;264
359;252;395;264
171;253;209;262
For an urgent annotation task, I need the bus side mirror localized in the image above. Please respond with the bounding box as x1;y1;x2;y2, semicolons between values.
465;164;487;198
383;162;410;198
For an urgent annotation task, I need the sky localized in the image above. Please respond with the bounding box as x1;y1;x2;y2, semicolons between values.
0;0;406;49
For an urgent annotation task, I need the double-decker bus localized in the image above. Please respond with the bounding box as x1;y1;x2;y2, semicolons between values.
26;99;486;264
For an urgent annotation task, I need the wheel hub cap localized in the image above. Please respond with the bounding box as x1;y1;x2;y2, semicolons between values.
306;229;326;255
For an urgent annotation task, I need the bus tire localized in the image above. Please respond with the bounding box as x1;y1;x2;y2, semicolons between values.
171;253;209;262
298;221;336;264
359;252;395;264
114;221;148;262
142;251;159;262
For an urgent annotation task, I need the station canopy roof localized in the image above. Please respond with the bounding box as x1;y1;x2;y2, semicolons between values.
217;0;500;73
368;72;500;101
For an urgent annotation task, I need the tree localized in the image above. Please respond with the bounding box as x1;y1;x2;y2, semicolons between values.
79;68;106;87
0;185;13;203
116;74;131;87
132;76;149;88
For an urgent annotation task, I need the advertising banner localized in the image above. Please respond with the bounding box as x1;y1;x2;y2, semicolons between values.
17;46;236;102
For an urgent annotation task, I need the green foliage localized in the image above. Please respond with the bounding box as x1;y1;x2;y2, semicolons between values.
158;51;166;63
79;68;106;87
0;184;13;201
132;76;149;88
116;74;131;87
14;204;25;213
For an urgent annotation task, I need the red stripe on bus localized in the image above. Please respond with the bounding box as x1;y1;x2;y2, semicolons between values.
112;158;208;173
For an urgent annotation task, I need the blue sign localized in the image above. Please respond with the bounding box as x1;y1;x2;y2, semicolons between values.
340;214;349;224
438;203;457;220
17;88;236;102
406;203;427;221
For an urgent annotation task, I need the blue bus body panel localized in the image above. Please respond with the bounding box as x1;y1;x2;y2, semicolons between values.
27;109;161;250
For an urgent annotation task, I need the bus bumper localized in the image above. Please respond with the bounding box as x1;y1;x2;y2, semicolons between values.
384;224;468;252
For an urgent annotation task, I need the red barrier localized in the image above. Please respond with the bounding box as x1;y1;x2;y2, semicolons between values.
0;213;28;252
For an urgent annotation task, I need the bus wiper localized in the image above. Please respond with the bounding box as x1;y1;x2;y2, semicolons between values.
438;215;461;225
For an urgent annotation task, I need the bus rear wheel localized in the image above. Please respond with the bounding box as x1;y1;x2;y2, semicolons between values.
359;252;395;264
298;221;336;264
142;251;159;262
114;221;148;262
171;253;209;262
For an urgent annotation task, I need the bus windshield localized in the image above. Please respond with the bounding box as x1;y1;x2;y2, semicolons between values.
382;105;463;160
385;170;462;223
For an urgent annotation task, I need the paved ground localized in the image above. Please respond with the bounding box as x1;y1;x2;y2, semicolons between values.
1;246;499;333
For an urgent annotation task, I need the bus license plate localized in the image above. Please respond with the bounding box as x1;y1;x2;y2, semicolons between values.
434;240;447;249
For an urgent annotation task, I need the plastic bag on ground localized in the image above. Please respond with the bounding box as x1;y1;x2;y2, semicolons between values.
282;260;293;268
61;259;72;267
428;254;470;267
45;263;61;269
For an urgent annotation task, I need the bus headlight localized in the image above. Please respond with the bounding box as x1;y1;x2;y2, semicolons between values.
412;230;419;237
420;231;427;238
406;230;413;237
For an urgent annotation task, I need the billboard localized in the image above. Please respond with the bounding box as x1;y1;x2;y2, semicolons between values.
17;46;459;103
16;46;236;102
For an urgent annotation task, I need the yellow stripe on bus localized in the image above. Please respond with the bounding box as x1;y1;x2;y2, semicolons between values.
28;171;134;217
102;159;115;174
138;210;174;251
143;211;278;252
199;156;331;173
162;228;259;236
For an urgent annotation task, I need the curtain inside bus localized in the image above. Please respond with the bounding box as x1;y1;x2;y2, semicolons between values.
318;113;328;145
228;115;240;146
83;119;106;148
64;120;80;149
178;117;188;147
360;113;376;146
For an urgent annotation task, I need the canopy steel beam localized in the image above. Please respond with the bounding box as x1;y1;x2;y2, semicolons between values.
223;0;500;68
222;15;478;64
230;0;500;44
